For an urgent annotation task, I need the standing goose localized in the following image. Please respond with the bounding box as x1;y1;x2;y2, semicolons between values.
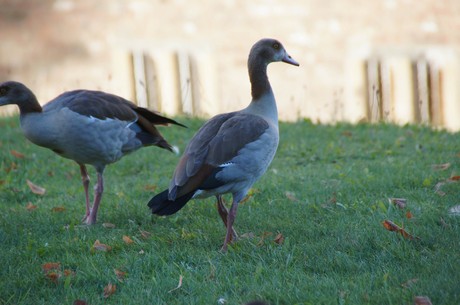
0;81;185;224
148;38;299;251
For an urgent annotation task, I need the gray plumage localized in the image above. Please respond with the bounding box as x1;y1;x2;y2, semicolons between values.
148;38;299;252
0;81;184;224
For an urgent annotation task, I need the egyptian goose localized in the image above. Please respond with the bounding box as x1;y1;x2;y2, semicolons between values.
148;38;299;251
0;81;185;224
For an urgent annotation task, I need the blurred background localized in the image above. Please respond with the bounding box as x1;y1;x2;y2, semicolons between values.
1;0;459;131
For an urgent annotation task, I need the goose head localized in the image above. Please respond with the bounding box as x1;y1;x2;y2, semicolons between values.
248;38;299;67
0;81;41;113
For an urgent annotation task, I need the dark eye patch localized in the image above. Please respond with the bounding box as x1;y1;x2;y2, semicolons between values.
0;86;9;96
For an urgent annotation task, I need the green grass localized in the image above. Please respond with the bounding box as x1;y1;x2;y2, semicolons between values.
0;116;459;305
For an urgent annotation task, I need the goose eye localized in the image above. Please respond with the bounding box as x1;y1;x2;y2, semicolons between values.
0;87;8;96
272;43;280;50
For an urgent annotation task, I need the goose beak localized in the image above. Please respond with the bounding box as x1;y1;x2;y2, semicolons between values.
282;53;300;66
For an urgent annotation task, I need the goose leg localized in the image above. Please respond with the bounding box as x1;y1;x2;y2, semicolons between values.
85;171;104;225
79;164;91;221
216;195;238;242
221;199;239;252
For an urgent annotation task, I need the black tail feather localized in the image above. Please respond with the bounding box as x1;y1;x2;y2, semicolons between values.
136;107;187;128
148;189;195;216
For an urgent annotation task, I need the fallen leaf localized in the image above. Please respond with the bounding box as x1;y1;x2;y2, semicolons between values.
113;269;126;283
241;232;255;239
4;162;17;173
274;233;285;245
46;271;61;284
139;230;152;239
144;184;157;192
168;275;183;293
103;283;116;298
257;231;273;246
382;220;418;240
26;202;37;211
93;240;112;252
431;163;450;171
10;149;25;159
26;179;46;195
73;300;88;305
63;269;75;277
42;262;61;273
122;235;134;244
389;198;407;209
114;269;127;282
414;296;432;305
382;220;400;232
102;223;116;228
449;205;460;216
406;210;413;219
448;175;460;181
401;278;418;288
51;206;66;212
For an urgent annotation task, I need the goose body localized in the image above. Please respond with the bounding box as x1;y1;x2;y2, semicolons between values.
148;38;299;251
0;82;185;224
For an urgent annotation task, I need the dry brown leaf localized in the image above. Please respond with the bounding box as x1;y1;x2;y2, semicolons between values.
42;262;61;273
406;210;413;219
241;232;255;239
51;206;66;212
448;175;460;181
73;300;88;305
382;220;418;240
10;149;25;159
257;231;273;246
93;240;112;252
103;283;117;298
144;184;157;192
139;230;152;239
46;271;61;284
274;233;285;245
63;269;75;277
414;296;432;305
168;275;183;293
389;198;407;209
5;162;17;174
114;269;127;282
431;163;450;171
102;223;116;228
26;179;46;195
26;202;37;211
122;235;134;244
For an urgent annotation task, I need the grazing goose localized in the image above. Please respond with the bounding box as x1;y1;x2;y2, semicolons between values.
0;81;185;224
148;38;299;251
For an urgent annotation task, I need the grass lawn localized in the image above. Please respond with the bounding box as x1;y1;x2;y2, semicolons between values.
0;116;459;305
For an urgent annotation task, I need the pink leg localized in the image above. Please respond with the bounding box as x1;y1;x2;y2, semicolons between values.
216;196;238;242
221;200;239;252
79;164;91;221
85;171;104;225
